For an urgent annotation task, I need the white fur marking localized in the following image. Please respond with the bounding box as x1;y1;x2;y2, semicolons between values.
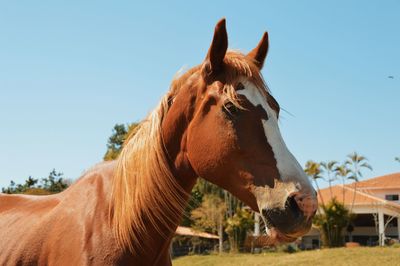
238;80;311;190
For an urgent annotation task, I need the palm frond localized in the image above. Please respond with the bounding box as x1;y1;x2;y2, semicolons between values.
360;162;373;170
348;175;358;181
328;161;338;168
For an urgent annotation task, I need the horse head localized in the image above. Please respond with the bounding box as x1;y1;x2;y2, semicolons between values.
163;19;317;244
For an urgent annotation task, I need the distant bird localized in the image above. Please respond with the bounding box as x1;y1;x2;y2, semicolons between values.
388;76;394;79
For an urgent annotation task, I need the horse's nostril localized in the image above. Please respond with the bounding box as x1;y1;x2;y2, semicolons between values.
293;193;318;219
286;195;302;218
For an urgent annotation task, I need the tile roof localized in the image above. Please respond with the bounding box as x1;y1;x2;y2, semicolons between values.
318;185;379;206
347;172;400;189
317;173;400;213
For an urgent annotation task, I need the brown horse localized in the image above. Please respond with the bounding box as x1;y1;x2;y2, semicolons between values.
0;19;317;265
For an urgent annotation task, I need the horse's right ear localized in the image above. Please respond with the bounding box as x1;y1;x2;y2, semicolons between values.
247;32;269;69
203;18;228;77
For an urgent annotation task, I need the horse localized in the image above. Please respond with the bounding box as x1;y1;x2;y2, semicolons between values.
0;19;317;265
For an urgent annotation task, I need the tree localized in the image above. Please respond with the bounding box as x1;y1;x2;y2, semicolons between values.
191;194;226;253
103;123;138;161
395;157;400;163
1;169;69;195
334;164;351;203
320;161;338;199
345;152;373;213
2;177;38;194
195;178;243;225
189;178;247;252
41;169;68;193
1;180;18;194
25;176;38;188
313;198;353;247
304;161;325;207
225;208;254;252
306;158;358;247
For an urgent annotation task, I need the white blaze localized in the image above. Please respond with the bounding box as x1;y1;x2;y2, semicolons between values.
238;80;311;190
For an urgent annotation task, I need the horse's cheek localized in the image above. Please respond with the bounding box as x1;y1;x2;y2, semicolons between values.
187;115;235;179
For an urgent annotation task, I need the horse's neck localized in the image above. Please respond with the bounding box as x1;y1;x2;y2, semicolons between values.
131;171;195;264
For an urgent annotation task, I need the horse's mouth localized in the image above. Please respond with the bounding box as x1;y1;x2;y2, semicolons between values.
261;214;299;245
260;203;312;245
253;180;316;245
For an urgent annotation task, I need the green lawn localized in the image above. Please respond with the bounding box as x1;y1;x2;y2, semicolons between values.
173;247;400;266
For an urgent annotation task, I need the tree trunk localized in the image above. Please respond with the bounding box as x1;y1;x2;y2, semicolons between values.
341;177;345;203
218;220;223;254
350;182;357;213
314;179;325;208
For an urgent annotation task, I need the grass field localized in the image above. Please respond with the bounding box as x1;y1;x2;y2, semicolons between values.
173;247;400;266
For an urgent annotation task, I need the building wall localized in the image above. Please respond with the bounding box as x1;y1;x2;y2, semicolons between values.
301;222;399;248
364;188;400;204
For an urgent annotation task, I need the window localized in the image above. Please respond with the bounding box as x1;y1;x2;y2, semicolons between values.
385;194;399;201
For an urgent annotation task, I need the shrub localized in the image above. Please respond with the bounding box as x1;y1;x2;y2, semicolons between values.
313;198;353;247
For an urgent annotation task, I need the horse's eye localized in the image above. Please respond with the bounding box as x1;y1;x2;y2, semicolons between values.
223;102;241;117
236;83;245;91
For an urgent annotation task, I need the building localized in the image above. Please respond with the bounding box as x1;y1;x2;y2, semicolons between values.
302;172;400;248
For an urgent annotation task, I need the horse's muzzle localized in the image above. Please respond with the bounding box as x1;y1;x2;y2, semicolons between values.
261;192;317;240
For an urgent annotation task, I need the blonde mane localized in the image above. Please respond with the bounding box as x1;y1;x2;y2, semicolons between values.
110;51;269;252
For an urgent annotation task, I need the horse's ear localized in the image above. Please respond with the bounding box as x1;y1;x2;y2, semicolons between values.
203;18;228;77
247;32;269;69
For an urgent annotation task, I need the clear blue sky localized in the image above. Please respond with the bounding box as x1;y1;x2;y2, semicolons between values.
0;1;399;189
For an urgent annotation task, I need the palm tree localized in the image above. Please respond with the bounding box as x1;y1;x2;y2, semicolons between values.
304;160;325;207
321;161;338;199
395;157;400;163
345;152;373;212
335;164;351;203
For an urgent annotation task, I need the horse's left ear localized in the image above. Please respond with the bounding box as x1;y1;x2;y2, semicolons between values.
247;32;269;69
203;18;228;77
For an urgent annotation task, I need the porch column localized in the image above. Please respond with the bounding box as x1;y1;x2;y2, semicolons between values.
378;210;385;246
254;212;260;236
397;217;400;240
